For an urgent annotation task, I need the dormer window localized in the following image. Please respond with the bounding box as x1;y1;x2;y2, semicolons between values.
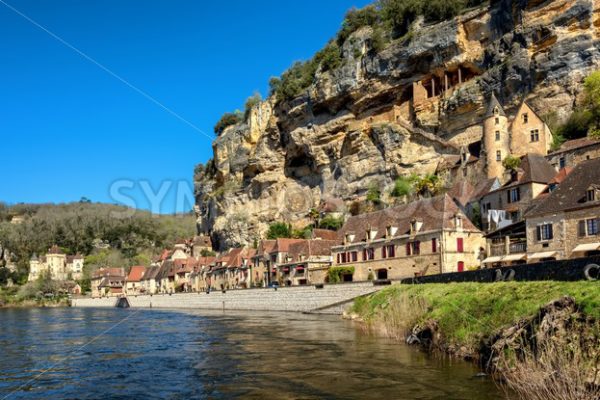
345;233;356;244
494;107;499;116
455;214;463;229
366;228;377;241
410;219;423;234
587;189;596;202
386;226;398;238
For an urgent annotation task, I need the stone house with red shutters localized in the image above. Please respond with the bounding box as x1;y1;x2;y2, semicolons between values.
331;194;485;281
276;239;337;286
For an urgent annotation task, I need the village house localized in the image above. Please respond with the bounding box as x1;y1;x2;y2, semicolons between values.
139;266;160;295
28;245;84;282
192;235;213;257
252;240;276;286
173;257;198;292
478;154;557;231
331;194;485;281
125;266;146;295
189;256;216;292
276;239;337;286
438;95;553;184
91;267;125;298
524;158;600;261
546;137;600;170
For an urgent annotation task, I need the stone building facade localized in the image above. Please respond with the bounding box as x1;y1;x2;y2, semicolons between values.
524;158;600;261
546;137;600;171
28;246;84;282
331;195;485;281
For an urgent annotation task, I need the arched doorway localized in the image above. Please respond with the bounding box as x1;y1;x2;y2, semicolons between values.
377;269;388;280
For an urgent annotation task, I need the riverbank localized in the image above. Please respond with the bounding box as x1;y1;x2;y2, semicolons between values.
0;288;68;309
349;282;600;399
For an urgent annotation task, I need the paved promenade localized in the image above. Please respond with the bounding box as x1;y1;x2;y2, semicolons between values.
71;282;385;314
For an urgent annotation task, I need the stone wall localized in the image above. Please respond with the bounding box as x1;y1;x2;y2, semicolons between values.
400;256;600;284
71;282;382;314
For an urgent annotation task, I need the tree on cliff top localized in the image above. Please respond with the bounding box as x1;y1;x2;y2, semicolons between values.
214;111;243;135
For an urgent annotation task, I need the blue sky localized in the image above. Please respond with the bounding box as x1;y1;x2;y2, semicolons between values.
0;0;370;213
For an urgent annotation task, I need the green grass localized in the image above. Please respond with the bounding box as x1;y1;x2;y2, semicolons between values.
352;282;600;349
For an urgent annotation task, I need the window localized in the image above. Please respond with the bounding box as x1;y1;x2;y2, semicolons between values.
457;238;464;253
507;188;521;203
386;245;395;258
536;224;554;241
495;131;500;141
579;219;599;237
587;189;596;202
406;241;421;256
432;238;438;253
559;157;566;169
496;150;502;161
363;248;375;261
530;129;539;142
351;251;358;262
522;113;528;124
495;117;500;125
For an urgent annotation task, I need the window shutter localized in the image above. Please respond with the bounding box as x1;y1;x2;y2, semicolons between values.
432;238;437;253
382;246;387;259
516;187;521;201
536;226;541;241
415;241;421;255
406;243;411;256
579;220;587;237
337;254;340;264
457;238;464;253
548;224;554;240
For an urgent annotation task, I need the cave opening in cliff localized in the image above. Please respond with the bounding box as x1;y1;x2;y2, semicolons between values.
284;151;322;188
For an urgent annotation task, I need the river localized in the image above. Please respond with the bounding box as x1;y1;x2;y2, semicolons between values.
0;308;505;399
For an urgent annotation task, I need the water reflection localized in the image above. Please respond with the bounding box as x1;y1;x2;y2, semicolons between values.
0;308;504;399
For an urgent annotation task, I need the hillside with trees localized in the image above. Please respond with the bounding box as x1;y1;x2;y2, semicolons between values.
0;201;196;285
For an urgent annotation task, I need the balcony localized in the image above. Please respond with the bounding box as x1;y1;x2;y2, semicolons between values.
490;240;527;257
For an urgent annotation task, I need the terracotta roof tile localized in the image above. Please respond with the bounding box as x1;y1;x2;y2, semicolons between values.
127;266;146;282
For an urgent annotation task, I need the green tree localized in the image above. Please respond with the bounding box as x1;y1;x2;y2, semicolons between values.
318;215;344;231
214;111;243;135
502;155;521;171
266;222;292;239
366;183;382;205
244;92;262;120
337;5;379;46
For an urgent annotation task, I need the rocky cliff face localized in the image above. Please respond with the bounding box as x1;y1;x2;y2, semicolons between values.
196;0;600;250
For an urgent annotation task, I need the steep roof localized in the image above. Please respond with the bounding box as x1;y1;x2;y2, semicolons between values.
273;238;305;253
336;194;479;245
497;154;556;192
471;178;500;201
47;245;64;255
127;266;146;282
287;240;337;262
92;267;125;279
193;235;212;247
526;158;600;217
312;229;339;241
485;94;506;118
550;137;600;154
255;240;276;258
155;260;173;281
141;266;161;281
447;180;476;207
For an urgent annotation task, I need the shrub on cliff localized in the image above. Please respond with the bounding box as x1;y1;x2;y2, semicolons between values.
337;5;379;46
213;111;242;135
243;93;262;121
266;222;292;239
318;215;344;231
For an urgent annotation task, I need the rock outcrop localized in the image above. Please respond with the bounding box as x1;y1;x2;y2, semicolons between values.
195;0;600;250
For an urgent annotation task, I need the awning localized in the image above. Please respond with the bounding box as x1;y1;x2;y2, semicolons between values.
282;267;290;273
295;266;305;271
483;256;503;264
502;254;527;262
528;251;558;260
572;243;600;253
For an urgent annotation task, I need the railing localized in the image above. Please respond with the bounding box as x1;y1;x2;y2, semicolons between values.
490;241;527;256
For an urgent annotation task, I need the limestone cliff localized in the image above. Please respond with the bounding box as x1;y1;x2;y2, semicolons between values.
195;0;600;250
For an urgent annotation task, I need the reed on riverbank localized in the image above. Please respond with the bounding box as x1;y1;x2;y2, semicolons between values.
350;282;600;400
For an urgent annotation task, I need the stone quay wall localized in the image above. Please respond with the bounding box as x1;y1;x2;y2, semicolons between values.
400;256;600;285
71;282;384;314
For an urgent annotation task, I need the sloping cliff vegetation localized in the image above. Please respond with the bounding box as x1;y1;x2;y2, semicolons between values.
195;0;600;250
0;202;196;285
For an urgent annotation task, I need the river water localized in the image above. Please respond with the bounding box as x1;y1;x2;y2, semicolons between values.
0;308;504;399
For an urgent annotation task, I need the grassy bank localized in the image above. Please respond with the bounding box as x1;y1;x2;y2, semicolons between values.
351;282;600;399
352;281;600;350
